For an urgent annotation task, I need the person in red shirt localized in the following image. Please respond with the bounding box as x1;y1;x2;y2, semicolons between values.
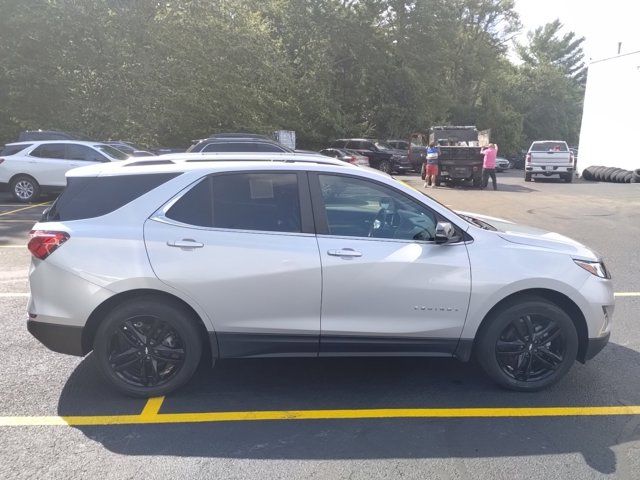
481;143;498;190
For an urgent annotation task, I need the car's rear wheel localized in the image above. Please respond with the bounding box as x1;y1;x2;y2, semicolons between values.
10;175;40;203
524;172;532;182
476;297;578;391
378;160;392;174
94;296;202;397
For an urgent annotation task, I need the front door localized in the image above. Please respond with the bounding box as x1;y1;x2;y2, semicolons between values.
311;173;471;355
144;171;322;358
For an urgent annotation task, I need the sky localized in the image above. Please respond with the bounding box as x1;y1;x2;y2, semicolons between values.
514;0;640;61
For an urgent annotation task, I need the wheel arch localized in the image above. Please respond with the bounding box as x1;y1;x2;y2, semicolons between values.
456;288;589;363
81;288;218;364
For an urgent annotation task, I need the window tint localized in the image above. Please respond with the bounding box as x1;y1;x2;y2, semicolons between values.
30;144;66;159
345;141;361;149
0;144;32;156
42;173;180;222
65;144;107;162
165;173;301;233
318;174;437;241
165;178;213;227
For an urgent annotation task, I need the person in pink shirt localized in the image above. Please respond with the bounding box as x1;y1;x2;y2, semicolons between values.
481;143;498;190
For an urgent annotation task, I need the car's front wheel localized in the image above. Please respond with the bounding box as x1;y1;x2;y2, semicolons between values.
476;296;578;391
378;160;392;174
10;175;40;203
94;296;203;397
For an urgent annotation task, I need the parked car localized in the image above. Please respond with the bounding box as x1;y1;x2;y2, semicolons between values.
187;133;291;153
27;153;613;396
104;141;154;157
495;157;511;172
319;148;370;167
525;141;575;183
329;139;411;173
17;130;93;142
0;141;128;202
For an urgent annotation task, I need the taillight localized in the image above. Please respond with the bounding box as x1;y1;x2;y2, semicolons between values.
526;153;531;163
27;230;69;260
348;156;357;164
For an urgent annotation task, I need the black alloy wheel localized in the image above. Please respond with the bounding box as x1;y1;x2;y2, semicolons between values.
476;296;578;391
94;296;202;397
495;314;565;382
107;315;186;388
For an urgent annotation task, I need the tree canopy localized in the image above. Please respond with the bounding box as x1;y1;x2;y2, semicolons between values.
0;0;586;155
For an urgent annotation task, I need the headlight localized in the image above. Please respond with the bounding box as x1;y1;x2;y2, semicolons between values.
574;259;611;279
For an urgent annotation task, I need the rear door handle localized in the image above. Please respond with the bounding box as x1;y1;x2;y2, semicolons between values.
167;239;204;249
327;248;362;258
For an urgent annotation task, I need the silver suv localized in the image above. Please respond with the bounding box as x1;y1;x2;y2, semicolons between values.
27;153;614;397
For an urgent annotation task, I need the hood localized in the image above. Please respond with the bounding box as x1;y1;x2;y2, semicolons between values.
457;211;599;261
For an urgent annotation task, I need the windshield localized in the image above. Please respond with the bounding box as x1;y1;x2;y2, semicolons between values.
95;144;129;160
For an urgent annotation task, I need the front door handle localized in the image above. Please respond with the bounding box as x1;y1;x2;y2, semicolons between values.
167;239;204;249
327;248;362;257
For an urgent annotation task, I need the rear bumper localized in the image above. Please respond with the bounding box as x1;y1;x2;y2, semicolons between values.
27;319;85;356
526;164;574;174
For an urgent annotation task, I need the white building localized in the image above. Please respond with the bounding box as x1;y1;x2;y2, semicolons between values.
577;50;640;175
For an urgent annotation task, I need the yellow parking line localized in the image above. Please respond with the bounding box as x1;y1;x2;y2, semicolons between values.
2;405;640;427
0;245;25;248
614;292;640;297
140;396;165;417
0;202;50;217
0;293;29;298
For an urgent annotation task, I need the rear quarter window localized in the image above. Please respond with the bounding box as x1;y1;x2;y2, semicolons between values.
0;144;33;156
42;173;180;221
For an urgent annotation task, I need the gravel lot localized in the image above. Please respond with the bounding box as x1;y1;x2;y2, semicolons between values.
1;171;639;479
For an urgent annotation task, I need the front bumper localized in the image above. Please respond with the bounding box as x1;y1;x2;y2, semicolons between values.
583;332;610;361
27;319;85;356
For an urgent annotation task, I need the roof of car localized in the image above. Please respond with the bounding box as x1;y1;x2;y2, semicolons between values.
333;138;376;142
66;152;357;178
6;140;112;147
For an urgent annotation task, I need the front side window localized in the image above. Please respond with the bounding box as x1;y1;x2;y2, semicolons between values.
30;143;66;159
165;173;301;233
318;174;438;241
65;144;108;162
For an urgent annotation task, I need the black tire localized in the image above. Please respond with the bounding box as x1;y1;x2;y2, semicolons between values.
94;295;203;397
614;170;628;183
10;175;41;203
593;166;607;181
624;172;634;183
435;175;442;187
603;167;615;182
610;168;624;182
633;169;640;183
581;168;593;181
476;296;578;391
472;173;482;188
378;160;392;174
563;173;573;183
524;172;532;182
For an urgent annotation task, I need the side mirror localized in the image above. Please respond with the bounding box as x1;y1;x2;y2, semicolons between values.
435;221;458;244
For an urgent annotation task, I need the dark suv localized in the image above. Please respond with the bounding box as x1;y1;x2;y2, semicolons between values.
329;139;411;174
187;133;293;153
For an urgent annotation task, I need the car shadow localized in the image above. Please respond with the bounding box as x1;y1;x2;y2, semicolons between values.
58;343;640;474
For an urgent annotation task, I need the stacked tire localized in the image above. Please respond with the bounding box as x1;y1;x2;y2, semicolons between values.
581;166;640;183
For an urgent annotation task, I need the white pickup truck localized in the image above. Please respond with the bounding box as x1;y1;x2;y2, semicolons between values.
524;140;575;183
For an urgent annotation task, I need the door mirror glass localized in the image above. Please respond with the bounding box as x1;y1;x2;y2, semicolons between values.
435;221;458;244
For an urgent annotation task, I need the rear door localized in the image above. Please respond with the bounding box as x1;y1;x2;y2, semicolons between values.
27;143;72;187
144;171;322;358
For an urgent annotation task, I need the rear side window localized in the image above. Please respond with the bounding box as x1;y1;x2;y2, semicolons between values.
65;144;108;162
530;142;568;152
30;144;66;159
42;173;180;221
165;173;301;233
0;144;32;156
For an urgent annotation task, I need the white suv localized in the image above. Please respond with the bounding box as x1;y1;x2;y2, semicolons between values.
26;153;614;397
0;141;129;202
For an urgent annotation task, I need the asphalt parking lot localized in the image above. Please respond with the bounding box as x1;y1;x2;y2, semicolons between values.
1;170;639;479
